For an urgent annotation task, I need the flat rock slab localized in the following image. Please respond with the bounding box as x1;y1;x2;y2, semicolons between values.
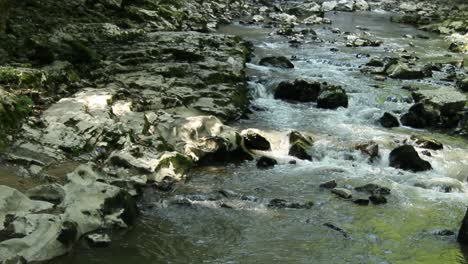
413;88;467;109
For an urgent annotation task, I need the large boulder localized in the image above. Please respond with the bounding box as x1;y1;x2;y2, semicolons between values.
157;115;252;165
400;103;441;128
274;79;321;102
401;88;467;129
317;85;349;109
389;145;432;172
259;56;294;69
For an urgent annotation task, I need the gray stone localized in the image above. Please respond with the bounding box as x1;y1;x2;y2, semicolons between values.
331;188;353;199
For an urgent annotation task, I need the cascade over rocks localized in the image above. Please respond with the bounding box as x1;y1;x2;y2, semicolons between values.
389;145;432;172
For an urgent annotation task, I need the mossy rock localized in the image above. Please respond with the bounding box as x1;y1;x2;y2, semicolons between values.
0;67;46;90
0;89;33;150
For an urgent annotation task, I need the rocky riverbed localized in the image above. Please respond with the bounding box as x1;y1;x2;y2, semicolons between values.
1;0;468;263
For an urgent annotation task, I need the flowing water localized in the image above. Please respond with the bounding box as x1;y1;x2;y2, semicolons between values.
54;12;468;264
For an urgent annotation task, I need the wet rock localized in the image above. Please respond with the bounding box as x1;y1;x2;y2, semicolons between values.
380;112;400;128
346;35;382;47
354;0;370;11
355;183;391;196
389;145;432;172
322;1;338;12
274;79;321;102
259;56;294;69
336;0;354;12
402;88;467;129
289;141;312;161
456;78;468;92
400;103;441;129
434;229;455;236
26;184;65;204
158;116;252;168
289;131;313;146
320;180;337;189
366;57;385;67
303;15;330;25
256;156;277;169
410;135;443;150
355;141;380;161
447;33;468;53
369;194;387;205
353;198;370;206
268;198;313;209
421;150;432;157
252;15;265;23
385;61;429;79
458;208;468;244
323;223;348;237
85;233;111;248
241;129;271;151
317;85;349;109
331;188;352;199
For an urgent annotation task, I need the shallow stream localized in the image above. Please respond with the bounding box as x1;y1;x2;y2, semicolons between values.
53;11;468;264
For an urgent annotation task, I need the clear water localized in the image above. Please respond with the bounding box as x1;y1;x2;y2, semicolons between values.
53;12;468;264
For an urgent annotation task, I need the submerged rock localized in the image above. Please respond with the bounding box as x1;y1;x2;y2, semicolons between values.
369;194;387;205
355;183;391;196
256;156;277;169
353;198;370;206
379;112;400;128
268;198;313;209
259;56;294;69
274;79;321;102
389;145;432;172
320;180;337;189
